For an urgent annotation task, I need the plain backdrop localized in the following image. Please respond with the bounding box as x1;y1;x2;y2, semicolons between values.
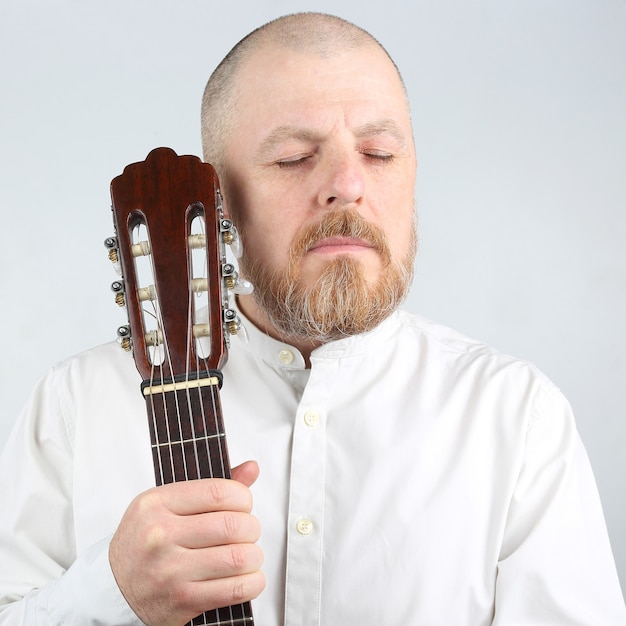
1;0;624;599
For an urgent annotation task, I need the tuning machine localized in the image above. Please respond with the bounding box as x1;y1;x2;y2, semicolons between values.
104;236;122;275
221;262;253;295
106;237;132;350
110;279;126;307
117;324;132;352
223;307;241;336
219;218;242;258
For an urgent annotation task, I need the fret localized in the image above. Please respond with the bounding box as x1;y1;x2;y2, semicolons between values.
151;433;225;449
190;605;254;625
146;382;224;446
150;434;231;484
143;382;254;624
146;383;232;484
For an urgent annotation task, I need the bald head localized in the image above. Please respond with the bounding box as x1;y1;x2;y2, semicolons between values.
200;12;408;169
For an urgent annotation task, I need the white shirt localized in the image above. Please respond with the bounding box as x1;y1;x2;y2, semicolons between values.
0;310;624;625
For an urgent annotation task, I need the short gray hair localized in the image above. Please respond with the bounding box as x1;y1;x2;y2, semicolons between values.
200;12;408;170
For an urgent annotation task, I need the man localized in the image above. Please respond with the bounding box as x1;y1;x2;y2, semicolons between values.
1;12;624;626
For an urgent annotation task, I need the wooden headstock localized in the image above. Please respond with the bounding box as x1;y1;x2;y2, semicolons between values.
107;147;239;382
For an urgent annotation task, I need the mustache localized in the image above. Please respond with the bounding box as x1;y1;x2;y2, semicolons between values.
289;209;391;265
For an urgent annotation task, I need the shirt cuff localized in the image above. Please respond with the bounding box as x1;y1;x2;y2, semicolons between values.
43;536;144;626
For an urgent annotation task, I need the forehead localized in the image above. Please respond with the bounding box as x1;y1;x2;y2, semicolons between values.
230;43;411;137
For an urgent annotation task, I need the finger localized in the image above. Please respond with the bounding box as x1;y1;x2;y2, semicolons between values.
154;478;254;516
177;510;261;549
185;542;265;582
171;570;266;620
231;460;260;488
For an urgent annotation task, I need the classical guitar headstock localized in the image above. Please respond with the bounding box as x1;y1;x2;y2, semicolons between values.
105;147;248;381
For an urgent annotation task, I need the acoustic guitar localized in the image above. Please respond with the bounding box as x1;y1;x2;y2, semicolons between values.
106;147;254;625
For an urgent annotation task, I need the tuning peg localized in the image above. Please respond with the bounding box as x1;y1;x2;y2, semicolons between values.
104;236;122;275
223;307;241;335
220;219;243;258
233;277;253;295
117;325;132;351
222;263;254;295
222;262;236;281
111;280;125;307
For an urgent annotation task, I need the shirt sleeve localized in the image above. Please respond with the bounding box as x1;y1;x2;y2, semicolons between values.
0;366;143;625
493;383;626;624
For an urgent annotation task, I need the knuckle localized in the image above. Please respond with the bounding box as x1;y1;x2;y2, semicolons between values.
169;583;196;612
230;577;249;603
131;488;159;516
143;523;167;552
122;495;170;553
206;479;228;507
230;572;266;603
228;544;249;571
221;511;241;539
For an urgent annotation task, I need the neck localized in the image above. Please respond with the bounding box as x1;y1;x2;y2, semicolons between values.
236;294;322;366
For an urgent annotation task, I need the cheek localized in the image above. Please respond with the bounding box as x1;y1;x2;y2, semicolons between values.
386;212;416;262
240;215;295;272
221;180;275;263
241;200;306;266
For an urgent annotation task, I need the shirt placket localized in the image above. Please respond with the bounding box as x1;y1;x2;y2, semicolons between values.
283;356;338;626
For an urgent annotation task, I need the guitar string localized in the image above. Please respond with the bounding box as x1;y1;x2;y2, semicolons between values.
148;357;165;486
144;232;181;486
134;222;184;487
135;222;167;488
206;350;239;626
185;272;204;484
146;220;192;486
202;207;249;626
141;223;215;626
185;208;241;626
204;204;252;625
140;206;247;626
186;207;218;518
208;203;248;626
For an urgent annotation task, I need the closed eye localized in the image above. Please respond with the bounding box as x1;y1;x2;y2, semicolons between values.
275;149;394;169
362;150;394;163
276;154;314;169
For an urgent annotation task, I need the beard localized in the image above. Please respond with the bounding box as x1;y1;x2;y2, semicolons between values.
238;209;417;344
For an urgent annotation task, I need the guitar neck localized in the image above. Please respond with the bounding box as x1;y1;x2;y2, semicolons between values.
143;372;232;483
143;377;254;625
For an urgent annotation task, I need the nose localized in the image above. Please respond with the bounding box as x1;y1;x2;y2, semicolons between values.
317;150;365;208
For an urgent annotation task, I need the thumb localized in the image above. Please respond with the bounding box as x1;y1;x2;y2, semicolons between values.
231;460;260;488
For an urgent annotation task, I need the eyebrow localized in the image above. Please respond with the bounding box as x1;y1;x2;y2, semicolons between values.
257;126;324;157
256;118;409;159
353;119;409;147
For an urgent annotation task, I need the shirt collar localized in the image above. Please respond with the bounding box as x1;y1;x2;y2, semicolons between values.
232;298;400;371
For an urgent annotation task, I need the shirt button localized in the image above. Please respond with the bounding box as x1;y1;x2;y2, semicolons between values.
303;410;320;427
296;518;314;535
278;349;294;365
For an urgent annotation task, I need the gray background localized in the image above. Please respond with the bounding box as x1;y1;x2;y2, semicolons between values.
1;0;624;598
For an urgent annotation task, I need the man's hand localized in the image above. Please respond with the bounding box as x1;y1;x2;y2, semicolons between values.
109;461;265;626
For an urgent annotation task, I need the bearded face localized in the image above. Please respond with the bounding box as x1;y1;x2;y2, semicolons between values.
213;38;418;348
238;209;416;344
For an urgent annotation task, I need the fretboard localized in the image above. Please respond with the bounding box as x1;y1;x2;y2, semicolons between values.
143;372;254;625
